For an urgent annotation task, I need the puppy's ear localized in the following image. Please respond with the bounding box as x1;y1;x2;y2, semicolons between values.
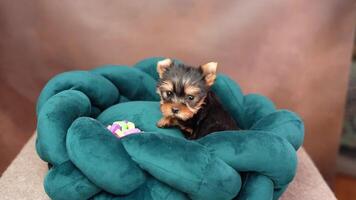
157;58;173;78
200;62;217;87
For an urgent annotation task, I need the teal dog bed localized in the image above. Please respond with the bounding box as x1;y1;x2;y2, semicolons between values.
36;57;304;200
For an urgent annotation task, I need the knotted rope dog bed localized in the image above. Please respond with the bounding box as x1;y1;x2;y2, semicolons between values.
36;57;304;200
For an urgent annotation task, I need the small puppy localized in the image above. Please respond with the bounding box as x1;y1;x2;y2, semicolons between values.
156;58;239;139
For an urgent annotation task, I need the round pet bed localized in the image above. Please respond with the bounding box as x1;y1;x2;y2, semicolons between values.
36;57;304;200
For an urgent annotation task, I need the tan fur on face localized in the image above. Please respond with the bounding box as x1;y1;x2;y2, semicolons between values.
176;105;195;121
160;102;173;117
160;102;195;121
159;80;173;91
160;95;206;121
184;85;201;95
201;62;217;87
186;96;206;114
157;58;173;78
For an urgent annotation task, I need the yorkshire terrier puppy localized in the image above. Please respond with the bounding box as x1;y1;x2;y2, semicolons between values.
156;58;240;139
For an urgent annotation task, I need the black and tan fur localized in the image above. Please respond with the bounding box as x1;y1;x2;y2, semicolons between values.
156;58;239;139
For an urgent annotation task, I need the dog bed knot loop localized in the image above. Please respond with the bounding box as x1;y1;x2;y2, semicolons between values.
36;57;304;200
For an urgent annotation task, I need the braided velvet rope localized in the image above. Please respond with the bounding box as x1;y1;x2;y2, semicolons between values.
36;57;304;200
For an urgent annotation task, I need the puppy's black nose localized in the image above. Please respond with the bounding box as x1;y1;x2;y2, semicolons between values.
171;107;179;114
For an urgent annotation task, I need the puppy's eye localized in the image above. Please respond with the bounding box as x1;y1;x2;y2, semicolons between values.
186;95;194;101
166;91;173;97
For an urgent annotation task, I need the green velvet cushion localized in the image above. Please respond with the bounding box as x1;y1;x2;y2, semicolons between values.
36;57;304;200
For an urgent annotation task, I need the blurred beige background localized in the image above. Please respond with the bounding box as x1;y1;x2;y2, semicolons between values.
0;0;355;189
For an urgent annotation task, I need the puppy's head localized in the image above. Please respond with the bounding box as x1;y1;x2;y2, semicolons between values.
156;58;217;121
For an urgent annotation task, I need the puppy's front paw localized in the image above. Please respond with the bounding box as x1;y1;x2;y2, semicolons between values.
186;133;197;140
157;118;171;128
182;127;193;134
